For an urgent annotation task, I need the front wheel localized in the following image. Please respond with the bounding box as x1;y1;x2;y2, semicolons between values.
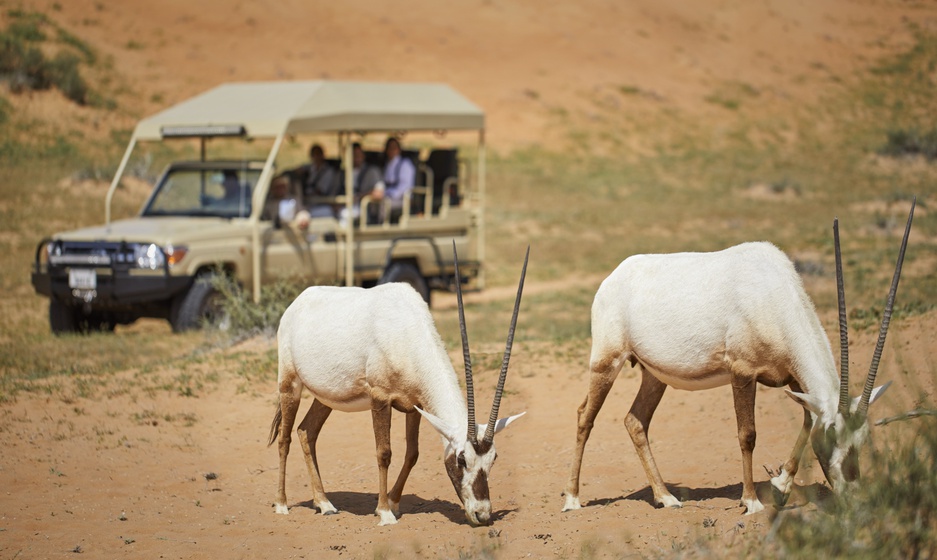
378;262;430;305
49;299;78;335
171;275;228;332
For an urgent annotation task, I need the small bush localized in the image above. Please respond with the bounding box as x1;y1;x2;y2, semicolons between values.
46;51;86;104
878;127;937;160
209;276;309;337
0;10;95;105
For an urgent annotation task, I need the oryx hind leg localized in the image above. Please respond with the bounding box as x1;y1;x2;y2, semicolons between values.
296;398;337;515
274;369;303;515
625;366;679;508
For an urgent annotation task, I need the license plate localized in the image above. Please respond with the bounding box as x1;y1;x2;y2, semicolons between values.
69;268;97;290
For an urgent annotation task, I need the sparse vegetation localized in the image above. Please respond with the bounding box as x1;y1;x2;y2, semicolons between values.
208;275;310;337
0;9;97;105
879;127;937;160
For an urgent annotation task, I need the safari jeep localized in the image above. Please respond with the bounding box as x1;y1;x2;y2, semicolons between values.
31;81;487;334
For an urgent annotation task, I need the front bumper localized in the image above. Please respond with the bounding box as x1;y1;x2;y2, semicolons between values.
31;239;193;311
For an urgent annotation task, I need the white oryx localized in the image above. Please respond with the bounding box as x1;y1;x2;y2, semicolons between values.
270;246;529;526
563;201;915;515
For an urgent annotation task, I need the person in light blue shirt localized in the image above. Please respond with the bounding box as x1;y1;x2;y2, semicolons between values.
371;137;415;222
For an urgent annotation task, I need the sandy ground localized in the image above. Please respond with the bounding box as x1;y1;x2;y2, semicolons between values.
2;303;935;559
3;0;937;558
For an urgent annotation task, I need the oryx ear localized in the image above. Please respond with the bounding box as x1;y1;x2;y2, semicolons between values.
786;390;824;417
851;381;892;412
477;411;526;437
415;406;460;444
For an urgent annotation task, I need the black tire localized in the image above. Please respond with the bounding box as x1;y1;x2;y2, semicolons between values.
49;299;79;335
172;275;227;332
378;262;430;305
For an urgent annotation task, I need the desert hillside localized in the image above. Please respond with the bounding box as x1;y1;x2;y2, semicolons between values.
7;0;936;150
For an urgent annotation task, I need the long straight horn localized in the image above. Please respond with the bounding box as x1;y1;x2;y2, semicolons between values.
834;218;851;416
453;242;476;443
483;246;530;445
858;197;915;416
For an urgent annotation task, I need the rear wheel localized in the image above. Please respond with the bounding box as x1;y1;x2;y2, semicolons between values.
378;262;430;305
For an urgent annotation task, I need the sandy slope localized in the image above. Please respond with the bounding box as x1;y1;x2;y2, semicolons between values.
12;0;934;150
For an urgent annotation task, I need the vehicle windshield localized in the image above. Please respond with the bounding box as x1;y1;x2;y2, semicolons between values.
143;167;260;218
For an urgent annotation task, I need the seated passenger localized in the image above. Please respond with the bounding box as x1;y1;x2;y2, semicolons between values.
370;136;415;223
263;174;310;230
337;142;385;225
298;143;340;218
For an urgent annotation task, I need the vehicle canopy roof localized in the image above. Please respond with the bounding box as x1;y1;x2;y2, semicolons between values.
132;80;485;141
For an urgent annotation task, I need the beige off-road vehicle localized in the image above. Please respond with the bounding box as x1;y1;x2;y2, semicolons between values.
31;81;487;334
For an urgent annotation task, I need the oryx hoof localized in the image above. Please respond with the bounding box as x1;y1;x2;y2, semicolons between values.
657;495;682;509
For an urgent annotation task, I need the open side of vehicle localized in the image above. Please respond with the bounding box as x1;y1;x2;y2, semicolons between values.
31;81;487;334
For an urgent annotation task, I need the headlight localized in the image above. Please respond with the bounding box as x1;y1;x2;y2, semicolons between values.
46;241;62;258
134;243;166;270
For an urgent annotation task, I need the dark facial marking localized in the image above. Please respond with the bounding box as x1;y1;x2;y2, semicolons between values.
812;425;837;483
471;469;490;502
843;446;860;482
444;453;465;503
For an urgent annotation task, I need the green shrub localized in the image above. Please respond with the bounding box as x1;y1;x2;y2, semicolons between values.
47;51;86;104
209;276;309;338
0;10;94;105
879;127;937;160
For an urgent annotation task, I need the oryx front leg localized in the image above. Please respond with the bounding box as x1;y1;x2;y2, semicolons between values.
371;399;397;526
731;376;764;514
625;367;680;508
296;399;338;515
387;411;421;517
563;360;619;512
770;386;813;506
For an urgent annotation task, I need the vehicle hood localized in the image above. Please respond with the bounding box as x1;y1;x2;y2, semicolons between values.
53;217;253;245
